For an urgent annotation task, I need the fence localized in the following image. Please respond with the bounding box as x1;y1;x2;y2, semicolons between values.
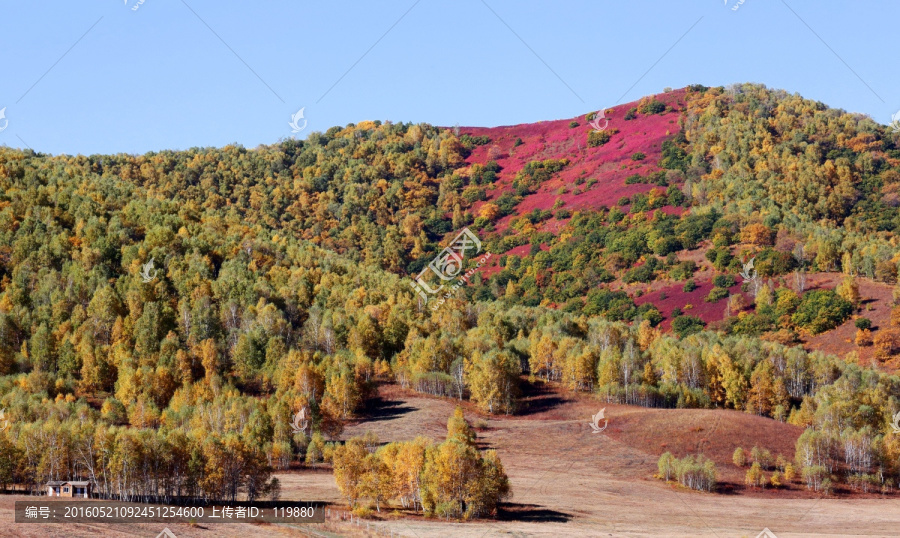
324;507;410;537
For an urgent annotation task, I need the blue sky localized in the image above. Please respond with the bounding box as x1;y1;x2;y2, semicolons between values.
0;1;896;155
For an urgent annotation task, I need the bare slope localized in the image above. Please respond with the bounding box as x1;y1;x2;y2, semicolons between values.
270;383;899;537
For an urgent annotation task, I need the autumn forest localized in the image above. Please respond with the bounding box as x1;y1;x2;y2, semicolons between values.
1;84;900;522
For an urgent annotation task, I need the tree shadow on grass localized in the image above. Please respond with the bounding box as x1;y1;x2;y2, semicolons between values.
359;396;417;423
496;502;571;523
515;379;570;417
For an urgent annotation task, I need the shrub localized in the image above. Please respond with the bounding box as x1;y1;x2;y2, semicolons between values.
775;455;789;471
674;454;717;492
639;305;664;327
873;331;898;360
854;317;872;330
856;328;873;347
305;432;326;464
659;139;689;171
460;134;491;148
462;186;487;203
682;279;698;292
784;463;796;482
658;451;677;481
639;99;666;114
623;264;657;284
750;446;773;469
588;130;612;147
624;107;638;120
583;289;638;321
631;152;647;161
672;315;705;338
705;287;729;303
745;462;765;488
569;121;580;128
713;274;736;288
713;249;735;272
770;471;783;488
790;290;853;334
727;294;748;313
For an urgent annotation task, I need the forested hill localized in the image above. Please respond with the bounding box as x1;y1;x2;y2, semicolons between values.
0;84;899;504
4;83;900;382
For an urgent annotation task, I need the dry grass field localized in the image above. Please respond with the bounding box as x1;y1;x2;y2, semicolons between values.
298;384;899;537
3;382;898;537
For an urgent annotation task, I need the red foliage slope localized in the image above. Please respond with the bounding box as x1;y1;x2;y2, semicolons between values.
457;89;688;233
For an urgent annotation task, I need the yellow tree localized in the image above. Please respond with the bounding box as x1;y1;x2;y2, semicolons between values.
421;439;480;519
706;345;746;409
469;449;510;518
390;437;430;511
419;410;511;519
465;350;518;415
446;407;476;446
332;439;369;509
199;338;219;382
747;360;775;416
362;452;392;512
836;276;861;306
563;344;598;391
528;333;557;381
636;320;660;351
322;369;360;420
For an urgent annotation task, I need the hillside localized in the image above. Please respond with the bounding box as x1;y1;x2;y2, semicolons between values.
0;84;899;526
273;383;899;537
451;84;900;370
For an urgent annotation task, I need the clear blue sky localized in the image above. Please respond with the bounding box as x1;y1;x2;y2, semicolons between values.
1;0;896;155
